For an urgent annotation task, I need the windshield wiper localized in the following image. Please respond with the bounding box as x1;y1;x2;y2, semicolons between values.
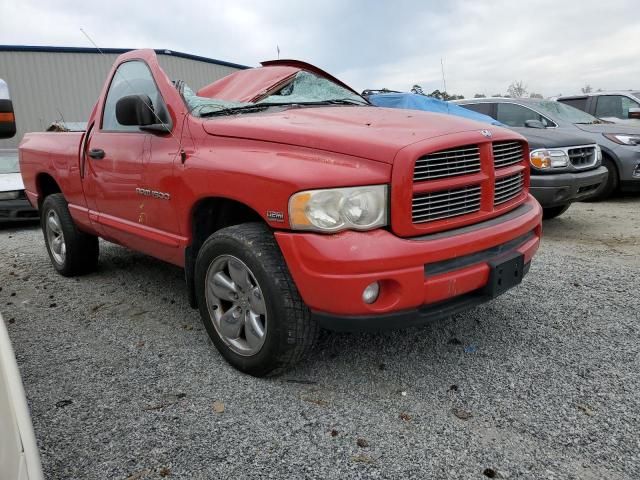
199;103;285;118
199;99;369;117
288;99;369;106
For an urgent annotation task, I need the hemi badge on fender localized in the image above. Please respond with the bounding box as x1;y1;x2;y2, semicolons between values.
267;211;285;222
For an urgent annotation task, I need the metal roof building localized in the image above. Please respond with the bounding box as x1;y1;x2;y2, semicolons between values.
0;45;248;149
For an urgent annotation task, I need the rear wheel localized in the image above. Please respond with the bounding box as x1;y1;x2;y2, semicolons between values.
194;223;318;377
41;194;99;276
586;157;618;201
542;204;571;220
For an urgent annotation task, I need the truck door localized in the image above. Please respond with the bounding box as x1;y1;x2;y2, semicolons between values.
84;60;181;261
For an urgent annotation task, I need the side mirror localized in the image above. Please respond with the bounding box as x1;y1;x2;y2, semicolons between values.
524;119;546;129
0;79;16;139
628;107;640;120
115;94;155;126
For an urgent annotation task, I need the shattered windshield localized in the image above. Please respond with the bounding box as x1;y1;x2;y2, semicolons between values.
258;71;365;105
181;84;253;117
182;71;367;117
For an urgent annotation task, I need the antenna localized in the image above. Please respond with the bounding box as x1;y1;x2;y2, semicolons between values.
441;57;447;94
79;28;185;157
277;45;280;60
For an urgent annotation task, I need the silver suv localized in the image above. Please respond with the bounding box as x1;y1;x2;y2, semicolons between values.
557;91;640;125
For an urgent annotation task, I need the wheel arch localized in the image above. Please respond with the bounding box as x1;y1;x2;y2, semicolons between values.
184;196;266;308
35;173;62;208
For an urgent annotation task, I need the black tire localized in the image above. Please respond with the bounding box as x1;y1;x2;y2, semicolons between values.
542;204;571;220
586;157;618;201
41;194;99;276
194;222;318;377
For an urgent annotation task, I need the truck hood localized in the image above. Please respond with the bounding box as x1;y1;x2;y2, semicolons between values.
511;127;595;150
0;172;25;192
202;106;503;163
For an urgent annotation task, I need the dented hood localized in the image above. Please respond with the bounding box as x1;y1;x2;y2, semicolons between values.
197;60;362;103
202;106;503;163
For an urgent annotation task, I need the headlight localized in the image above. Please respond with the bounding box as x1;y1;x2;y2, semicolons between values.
530;149;568;169
0;190;20;200
289;185;388;232
603;133;640;146
530;149;551;169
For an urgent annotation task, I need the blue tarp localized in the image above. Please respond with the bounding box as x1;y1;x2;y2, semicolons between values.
366;93;504;126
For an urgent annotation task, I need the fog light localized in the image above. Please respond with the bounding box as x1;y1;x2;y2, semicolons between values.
633;163;640;178
362;282;380;304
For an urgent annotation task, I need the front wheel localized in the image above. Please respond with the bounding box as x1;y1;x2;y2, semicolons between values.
586;158;618;201
194;223;318;377
542;204;571;220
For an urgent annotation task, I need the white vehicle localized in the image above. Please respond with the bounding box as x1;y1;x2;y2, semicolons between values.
0;79;37;221
0;315;44;480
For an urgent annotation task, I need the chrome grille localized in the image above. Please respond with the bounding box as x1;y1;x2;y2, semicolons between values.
412;185;481;223
413;145;480;182
493;141;524;168
495;173;524;205
568;146;596;168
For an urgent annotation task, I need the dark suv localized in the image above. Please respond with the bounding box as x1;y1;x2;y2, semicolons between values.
456;98;640;199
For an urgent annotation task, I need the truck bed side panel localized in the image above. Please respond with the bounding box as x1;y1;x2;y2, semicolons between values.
19;132;94;233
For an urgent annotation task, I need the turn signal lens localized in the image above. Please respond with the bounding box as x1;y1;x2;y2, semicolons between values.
530;149;551;169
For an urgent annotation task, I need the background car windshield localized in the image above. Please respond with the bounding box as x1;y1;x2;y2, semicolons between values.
534;100;600;123
258;71;364;104
0;150;19;174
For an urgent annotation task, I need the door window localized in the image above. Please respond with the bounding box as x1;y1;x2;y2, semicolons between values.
461;103;493;117
102;61;166;131
594;95;640;119
496;103;552;127
559;97;588;112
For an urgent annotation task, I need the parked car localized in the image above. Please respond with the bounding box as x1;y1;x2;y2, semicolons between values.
367;93;608;218
557;91;640;125
0;80;37;221
455;98;640;199
19;50;542;376
0;314;44;480
1;150;38;221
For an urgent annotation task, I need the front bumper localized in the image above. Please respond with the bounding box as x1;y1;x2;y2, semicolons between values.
529;166;608;207
0;197;38;221
275;195;542;327
612;145;640;188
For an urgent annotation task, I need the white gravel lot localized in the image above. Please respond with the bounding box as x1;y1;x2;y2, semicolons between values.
1;196;639;479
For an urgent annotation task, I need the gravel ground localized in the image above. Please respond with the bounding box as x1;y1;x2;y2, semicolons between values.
1;196;639;480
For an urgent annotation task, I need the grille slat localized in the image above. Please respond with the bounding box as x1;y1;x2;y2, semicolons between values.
412;189;481;207
494;173;524;205
412;194;482;214
493;141;524;168
412;185;481;223
413;145;481;182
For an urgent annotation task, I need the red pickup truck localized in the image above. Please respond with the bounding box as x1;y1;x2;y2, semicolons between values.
19;49;542;376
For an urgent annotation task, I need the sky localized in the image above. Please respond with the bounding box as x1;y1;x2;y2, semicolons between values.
1;0;639;99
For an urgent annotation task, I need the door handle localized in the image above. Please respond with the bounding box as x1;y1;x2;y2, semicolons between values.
88;148;105;159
